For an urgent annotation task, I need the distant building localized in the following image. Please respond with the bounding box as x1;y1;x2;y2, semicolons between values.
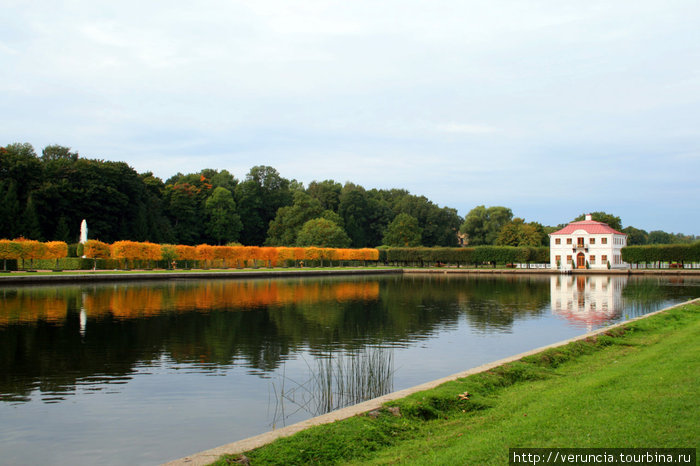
549;214;628;269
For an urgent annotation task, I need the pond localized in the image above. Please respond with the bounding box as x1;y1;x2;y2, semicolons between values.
0;273;698;465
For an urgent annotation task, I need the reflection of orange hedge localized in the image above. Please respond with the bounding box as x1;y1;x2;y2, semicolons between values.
0;281;380;325
0;295;69;326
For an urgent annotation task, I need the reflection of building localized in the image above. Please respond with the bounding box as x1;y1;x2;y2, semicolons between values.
550;275;627;330
549;214;628;269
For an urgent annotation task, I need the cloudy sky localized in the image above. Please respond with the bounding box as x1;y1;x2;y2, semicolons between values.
2;0;699;234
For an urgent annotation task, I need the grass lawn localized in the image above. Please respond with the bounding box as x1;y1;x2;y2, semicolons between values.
214;301;699;465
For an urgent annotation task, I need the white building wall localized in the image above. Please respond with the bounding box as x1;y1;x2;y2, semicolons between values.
549;230;628;270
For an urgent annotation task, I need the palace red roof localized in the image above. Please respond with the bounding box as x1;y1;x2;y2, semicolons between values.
550;220;625;236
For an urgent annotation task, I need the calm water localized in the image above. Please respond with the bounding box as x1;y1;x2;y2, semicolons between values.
0;273;698;465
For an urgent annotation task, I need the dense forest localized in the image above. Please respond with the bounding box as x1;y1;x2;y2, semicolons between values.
0;142;696;248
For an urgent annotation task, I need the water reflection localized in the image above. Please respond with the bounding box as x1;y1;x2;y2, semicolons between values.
0;274;698;465
1;275;699;408
550;275;626;330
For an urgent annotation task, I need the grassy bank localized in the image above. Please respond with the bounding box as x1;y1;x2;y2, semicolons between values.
214;300;699;465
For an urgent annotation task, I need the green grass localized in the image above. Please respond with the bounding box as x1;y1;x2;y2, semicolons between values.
213;301;700;465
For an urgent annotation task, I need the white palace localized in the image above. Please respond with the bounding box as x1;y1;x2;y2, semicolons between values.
549;214;628;270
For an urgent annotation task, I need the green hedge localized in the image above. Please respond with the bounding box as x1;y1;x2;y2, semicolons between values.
0;259;18;271
622;242;700;265
17;258;121;270
385;246;549;267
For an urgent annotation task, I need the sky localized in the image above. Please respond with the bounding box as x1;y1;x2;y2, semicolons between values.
2;0;699;234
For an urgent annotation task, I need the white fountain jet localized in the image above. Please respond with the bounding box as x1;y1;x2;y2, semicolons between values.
79;219;88;244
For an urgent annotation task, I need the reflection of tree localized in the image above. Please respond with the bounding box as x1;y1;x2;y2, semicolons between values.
3;275;692;403
392;274;552;332
621;276;700;319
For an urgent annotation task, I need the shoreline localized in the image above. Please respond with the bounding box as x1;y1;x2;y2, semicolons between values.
162;297;700;466
1;267;699;285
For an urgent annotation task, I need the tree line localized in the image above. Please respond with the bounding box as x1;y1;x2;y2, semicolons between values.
0;143;461;248
459;208;697;247
1;143;695;248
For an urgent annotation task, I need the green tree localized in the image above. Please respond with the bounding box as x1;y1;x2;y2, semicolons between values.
22;195;43;240
165;182;208;244
459;206;513;245
307;180;342;212
201;169;238;192
235;166;292;245
41;145;78;162
319;209;344;229
204;187;242;245
383;213;422;247
54;216;71;242
296;218;351;248
0;180;21;238
338;183;372;247
1;143;42;208
574;212;622;231
648;230;671;244
496;218;543;247
622;226;649;245
266;191;323;246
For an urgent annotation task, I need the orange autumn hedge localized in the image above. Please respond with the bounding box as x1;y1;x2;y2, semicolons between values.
0;238;379;268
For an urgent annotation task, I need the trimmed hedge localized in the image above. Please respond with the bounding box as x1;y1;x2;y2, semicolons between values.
622;242;700;265
16;258;121;270
385;246;549;267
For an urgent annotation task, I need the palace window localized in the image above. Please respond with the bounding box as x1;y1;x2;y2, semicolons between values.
590;255;596;264
590;238;595;244
602;238;608;244
602;255;608;263
566;238;572;245
555;238;561;245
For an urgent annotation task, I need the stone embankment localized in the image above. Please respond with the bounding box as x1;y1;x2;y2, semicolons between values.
1;267;699;285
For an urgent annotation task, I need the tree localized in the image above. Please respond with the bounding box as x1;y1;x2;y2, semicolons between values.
266;191;323;246
201;169;238;192
296;218;351;248
0;180;21;239
574;212;622;231
622;226;648;245
496;218;543;247
165;182;207;244
22;195;43;240
307;180;342;211
53;216;71;242
41;145;78;162
648;230;671;244
383;213;422;247
235;166;292;245
459;206;513;245
205;187;242;245
338;183;372;247
0;239;22;271
1;143;42;209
